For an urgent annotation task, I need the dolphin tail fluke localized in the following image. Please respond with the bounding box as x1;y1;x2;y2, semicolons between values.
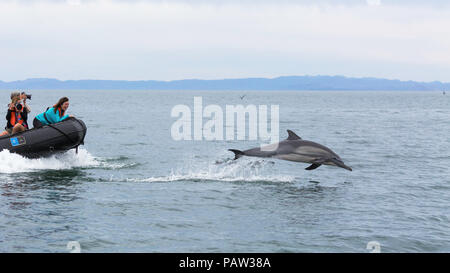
305;163;321;170
228;149;245;160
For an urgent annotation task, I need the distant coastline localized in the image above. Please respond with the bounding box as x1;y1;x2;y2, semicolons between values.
1;75;449;91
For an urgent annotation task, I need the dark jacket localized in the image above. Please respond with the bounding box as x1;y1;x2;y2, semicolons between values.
6;108;28;129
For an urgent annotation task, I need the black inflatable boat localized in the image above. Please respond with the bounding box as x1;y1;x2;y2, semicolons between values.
0;117;87;158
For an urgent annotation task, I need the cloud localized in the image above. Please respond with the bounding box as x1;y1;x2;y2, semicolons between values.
0;0;450;81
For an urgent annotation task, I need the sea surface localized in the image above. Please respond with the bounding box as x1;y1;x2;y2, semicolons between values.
0;90;449;253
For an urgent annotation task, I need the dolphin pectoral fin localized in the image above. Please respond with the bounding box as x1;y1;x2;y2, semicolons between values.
305;158;326;170
228;149;245;160
286;130;302;140
305;163;322;170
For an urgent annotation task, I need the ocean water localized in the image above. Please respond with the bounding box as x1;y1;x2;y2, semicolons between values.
0;90;449;253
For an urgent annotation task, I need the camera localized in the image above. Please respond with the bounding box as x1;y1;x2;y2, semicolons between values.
15;101;23;111
22;92;32;100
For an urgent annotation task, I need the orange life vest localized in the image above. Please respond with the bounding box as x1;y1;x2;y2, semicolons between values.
57;107;64;117
52;106;64;117
10;110;27;128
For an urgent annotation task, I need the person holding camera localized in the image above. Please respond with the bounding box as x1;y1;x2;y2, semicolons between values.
0;94;29;136
20;91;32;114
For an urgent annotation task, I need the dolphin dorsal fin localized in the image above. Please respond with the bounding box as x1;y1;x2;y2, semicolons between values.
286;130;302;140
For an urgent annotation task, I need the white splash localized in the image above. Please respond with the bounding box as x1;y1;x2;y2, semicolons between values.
0;148;99;174
132;158;295;183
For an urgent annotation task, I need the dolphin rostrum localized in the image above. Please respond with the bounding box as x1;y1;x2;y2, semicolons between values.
229;130;352;171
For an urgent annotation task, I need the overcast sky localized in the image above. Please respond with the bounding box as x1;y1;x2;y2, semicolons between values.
1;0;450;82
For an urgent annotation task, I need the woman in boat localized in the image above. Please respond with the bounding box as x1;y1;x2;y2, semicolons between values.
0;94;29;136
33;97;74;129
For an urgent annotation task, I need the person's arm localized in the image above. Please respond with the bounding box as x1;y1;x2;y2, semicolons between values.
45;108;57;124
24;102;31;113
6;109;12;121
48;108;68;123
60;114;69;122
5;109;14;128
21;110;28;123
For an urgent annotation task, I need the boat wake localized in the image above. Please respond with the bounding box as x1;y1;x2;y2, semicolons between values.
1;149;295;183
0;148;100;173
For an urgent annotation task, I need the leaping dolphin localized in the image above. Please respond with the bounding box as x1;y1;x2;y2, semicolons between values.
229;130;352;171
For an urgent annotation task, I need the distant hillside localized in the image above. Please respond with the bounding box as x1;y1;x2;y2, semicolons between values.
0;76;449;91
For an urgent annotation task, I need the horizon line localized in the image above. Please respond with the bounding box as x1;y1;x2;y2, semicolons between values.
0;75;449;84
